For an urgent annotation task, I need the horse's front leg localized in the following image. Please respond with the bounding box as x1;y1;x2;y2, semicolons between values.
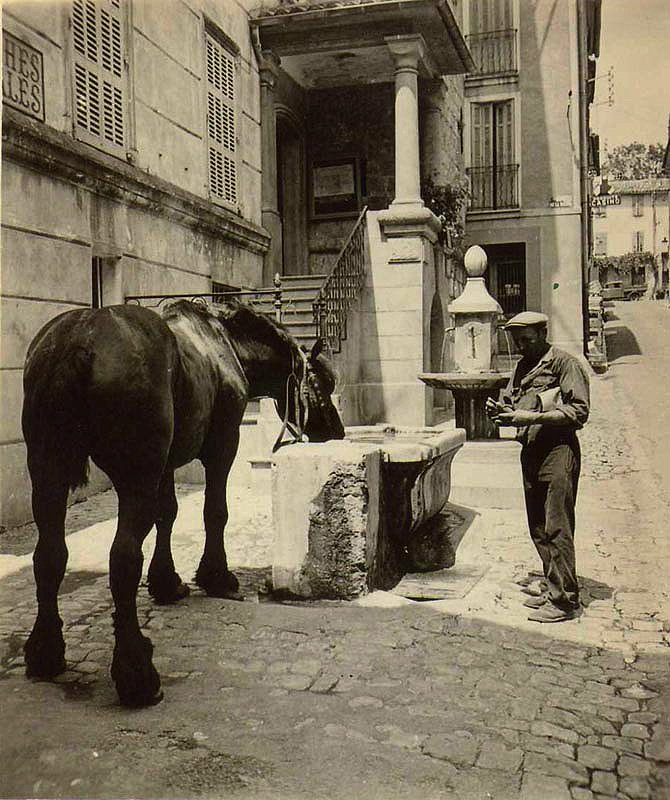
195;430;243;600
24;477;69;679
109;486;163;707
147;471;190;603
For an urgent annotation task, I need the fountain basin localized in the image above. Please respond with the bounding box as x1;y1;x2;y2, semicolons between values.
419;372;510;440
271;425;465;599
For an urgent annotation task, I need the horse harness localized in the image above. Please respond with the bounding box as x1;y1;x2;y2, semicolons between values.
272;347;312;452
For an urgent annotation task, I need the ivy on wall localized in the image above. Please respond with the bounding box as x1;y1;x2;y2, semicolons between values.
421;176;469;255
593;251;654;282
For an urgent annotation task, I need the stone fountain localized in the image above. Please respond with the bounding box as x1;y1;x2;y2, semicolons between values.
419;245;510;439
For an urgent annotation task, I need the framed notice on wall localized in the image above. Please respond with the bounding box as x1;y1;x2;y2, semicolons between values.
311;157;361;218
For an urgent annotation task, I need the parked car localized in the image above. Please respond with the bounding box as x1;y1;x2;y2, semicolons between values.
624;286;646;301
601;280;624;300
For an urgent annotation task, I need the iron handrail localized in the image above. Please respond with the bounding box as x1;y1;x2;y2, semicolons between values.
124;274;284;322
312;206;368;354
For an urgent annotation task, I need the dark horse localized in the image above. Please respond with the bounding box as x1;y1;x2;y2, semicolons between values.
21;299;344;706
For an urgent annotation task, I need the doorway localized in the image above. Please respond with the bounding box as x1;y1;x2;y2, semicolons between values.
276;110;307;275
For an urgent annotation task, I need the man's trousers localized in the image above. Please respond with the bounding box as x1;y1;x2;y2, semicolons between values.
520;439;581;610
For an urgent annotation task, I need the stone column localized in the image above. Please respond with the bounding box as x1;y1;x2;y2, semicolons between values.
386;35;424;209
259;50;282;285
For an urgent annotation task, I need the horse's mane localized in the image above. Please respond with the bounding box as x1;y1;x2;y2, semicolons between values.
163;298;298;354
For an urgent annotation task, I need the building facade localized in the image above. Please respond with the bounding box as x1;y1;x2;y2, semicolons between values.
592;178;670;293
461;0;601;354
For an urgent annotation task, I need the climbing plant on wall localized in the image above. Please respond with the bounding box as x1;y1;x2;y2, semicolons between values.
593;251;655;283
421;176;469;254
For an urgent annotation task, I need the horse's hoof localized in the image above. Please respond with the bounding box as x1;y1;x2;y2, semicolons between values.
24;621;66;679
148;575;191;605
195;565;242;599
111;633;162;708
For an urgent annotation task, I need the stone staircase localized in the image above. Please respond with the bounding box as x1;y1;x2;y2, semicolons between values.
252;273;326;351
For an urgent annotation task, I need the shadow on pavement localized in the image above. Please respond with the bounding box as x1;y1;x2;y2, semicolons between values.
516;570;613;608
605;324;642;361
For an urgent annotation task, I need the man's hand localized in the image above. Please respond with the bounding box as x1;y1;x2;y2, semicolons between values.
494;409;539;427
485;398;512;418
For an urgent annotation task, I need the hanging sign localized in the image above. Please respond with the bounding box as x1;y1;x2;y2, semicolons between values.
592;194;621;207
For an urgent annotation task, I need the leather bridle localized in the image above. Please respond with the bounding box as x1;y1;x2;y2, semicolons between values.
272;348;311;452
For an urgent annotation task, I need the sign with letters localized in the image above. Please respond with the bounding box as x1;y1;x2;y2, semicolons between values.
3;30;45;122
592;193;621;207
311;157;360;217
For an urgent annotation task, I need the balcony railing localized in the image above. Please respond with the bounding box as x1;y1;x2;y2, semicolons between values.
467;164;519;211
466;29;517;76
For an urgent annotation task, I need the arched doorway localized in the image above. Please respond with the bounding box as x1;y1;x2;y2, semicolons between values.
276;108;307;275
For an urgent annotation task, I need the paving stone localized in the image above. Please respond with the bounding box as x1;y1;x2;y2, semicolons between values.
620;723;650;740
521;772;571;799
348;695;383;709
421;730;478;766
274;674;313;691
578;744;617;770
621;683;659;700
539;707;594;737
523;752;589;785
618;776;651;799
530;721;580;745
376;724;426;751
627;712;658;725
475;739;523;772
617;755;651;778
601;735;644;756
309;675;338;693
570;788;595;800
590;770;618;796
582;712;618;735
644;735;670;762
520;733;575;761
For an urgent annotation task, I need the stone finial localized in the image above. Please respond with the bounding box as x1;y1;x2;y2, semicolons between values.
464;245;487;278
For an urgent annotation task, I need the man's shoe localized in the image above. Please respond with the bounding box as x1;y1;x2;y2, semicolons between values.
523;594;547;609
528;604;579;623
520;581;546;597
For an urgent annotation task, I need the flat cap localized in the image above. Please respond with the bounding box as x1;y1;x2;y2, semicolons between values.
504;311;549;328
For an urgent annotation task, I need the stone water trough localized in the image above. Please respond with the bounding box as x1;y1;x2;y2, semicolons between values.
271;425;466;599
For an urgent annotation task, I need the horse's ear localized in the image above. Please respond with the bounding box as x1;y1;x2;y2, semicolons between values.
310;338;324;361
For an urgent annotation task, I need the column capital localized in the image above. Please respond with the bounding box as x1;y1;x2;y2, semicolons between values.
384;34;426;71
259;49;281;88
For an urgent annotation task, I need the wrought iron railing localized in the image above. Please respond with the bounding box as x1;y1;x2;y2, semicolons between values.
125;273;283;321
466;29;517;76
467;164;519;211
312;206;368;354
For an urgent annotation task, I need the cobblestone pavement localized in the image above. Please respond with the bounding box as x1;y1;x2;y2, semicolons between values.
1;314;669;799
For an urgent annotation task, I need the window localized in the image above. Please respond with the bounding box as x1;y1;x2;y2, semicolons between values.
205;28;238;208
594;232;607;257
468;99;518;209
92;256;104;308
632;195;644;217
71;0;126;156
467;0;516;75
633;231;644;253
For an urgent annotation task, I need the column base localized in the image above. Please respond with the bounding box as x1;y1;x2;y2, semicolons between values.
378;204;442;242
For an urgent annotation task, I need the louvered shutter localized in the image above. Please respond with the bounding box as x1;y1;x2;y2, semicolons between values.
206;33;237;207
495;100;514;166
72;0;125;154
471;102;493;207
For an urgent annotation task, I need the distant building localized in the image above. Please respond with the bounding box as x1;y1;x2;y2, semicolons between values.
592;178;670;292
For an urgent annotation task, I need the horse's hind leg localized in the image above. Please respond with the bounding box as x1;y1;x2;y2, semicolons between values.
24;477;69;678
147;471;190;603
109;485;163;707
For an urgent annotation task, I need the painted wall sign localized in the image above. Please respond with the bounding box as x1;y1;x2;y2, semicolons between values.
592;194;621;207
549;195;573;208
2;30;45;122
311;157;361;217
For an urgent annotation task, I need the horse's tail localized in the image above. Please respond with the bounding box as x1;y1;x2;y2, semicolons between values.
22;320;93;492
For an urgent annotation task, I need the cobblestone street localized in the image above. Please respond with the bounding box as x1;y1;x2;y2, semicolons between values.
1;303;669;800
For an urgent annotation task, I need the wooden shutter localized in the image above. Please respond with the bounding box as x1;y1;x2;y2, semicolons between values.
495;99;514;166
72;0;125;154
206;32;237;207
470;0;512;32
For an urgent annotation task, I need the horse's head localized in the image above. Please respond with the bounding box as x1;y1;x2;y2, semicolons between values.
300;339;345;443
275;339;345;449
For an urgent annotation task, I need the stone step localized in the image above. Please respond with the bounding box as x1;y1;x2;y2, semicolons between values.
449;438;525;510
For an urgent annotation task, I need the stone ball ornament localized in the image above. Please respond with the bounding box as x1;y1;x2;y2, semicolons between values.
464;245;488;278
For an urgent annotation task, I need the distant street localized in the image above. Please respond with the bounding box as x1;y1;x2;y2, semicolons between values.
604;299;670;506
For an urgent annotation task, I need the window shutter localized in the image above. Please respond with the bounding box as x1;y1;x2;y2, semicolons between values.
72;0;125;154
206;33;237;207
495;99;514;165
471;103;493;168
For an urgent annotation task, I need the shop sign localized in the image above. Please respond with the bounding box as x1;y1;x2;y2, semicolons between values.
592;193;621;207
3;30;45;122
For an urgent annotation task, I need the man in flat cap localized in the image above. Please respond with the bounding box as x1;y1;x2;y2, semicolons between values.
486;312;590;622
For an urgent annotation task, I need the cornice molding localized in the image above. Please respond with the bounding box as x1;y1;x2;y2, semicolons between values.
2;108;270;255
